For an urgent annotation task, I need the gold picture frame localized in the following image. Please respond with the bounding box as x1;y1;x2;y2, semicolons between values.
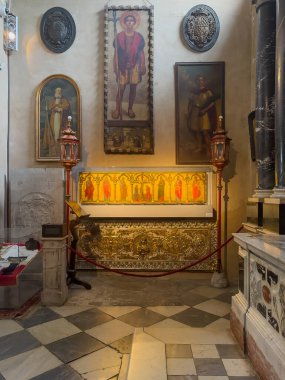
35;74;81;161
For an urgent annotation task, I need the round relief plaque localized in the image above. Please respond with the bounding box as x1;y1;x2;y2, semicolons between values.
182;4;220;52
40;7;76;53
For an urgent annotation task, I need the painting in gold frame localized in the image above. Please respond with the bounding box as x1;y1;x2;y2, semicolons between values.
79;171;207;205
35;74;81;161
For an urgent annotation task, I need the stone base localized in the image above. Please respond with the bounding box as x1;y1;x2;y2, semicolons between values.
210;271;228;288
263;198;285;234
230;293;248;352
41;287;68;306
252;189;273;198
41;236;68;306
271;187;285;198
246;308;283;380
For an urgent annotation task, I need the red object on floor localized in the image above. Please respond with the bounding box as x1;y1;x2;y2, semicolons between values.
0;265;26;286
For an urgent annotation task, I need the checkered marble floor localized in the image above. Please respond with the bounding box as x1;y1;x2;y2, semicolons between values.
0;272;260;380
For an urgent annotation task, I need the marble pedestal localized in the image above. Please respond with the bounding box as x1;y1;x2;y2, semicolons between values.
41;236;68;306
246;197;263;228
231;233;285;380
263;197;285;234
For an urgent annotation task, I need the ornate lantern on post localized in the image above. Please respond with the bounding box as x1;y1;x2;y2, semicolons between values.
58;117;91;290
210;116;231;287
58;116;79;229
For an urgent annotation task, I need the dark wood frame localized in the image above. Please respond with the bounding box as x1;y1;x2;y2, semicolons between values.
175;62;225;165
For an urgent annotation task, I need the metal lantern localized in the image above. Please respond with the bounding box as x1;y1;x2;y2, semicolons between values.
3;12;18;52
58;116;79;171
210;116;231;170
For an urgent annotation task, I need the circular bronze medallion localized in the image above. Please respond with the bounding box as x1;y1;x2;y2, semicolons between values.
182;4;220;52
40;7;76;53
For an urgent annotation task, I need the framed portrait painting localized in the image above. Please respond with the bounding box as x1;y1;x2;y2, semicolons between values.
175;62;225;164
104;6;154;154
35;74;81;161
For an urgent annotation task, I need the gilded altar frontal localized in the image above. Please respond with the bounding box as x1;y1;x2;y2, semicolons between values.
79;171;207;205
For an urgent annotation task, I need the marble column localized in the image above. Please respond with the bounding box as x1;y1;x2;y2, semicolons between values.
273;0;285;197
254;0;276;197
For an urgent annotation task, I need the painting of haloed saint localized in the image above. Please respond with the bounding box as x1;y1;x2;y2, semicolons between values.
36;74;81;161
104;6;154;154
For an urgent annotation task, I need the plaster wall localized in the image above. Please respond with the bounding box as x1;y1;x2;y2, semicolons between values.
6;0;253;282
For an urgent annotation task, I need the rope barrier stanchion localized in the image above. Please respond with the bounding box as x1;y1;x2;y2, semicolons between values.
68;225;244;278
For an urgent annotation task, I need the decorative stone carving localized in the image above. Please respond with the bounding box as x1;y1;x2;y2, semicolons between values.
14;192;55;229
182;5;220;52
40;7;76;53
10;168;64;239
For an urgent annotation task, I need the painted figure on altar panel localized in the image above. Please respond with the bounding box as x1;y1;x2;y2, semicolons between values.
157;178;165;202
120;178;128;201
192;176;201;201
175;176;183;201
85;177;94;201
144;185;152;202
133;185;140;202
103;178;111;201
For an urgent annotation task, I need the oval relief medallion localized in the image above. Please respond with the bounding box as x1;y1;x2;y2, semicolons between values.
182;4;220;52
40;7;76;53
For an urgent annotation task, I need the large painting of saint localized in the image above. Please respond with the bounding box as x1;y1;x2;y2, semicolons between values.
104;6;154;154
35;74;81;161
175;62;225;164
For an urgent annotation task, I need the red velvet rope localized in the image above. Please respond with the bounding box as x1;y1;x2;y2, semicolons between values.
69;226;244;278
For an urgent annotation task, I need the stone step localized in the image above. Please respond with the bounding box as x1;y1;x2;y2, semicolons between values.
127;328;167;380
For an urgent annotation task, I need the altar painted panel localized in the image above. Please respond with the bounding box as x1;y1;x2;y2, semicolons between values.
79;171;207;205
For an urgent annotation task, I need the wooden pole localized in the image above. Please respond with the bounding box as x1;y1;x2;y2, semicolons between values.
217;168;223;273
65;167;71;228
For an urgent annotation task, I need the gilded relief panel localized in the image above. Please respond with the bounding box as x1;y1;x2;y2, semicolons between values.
79;171;207;205
75;219;217;271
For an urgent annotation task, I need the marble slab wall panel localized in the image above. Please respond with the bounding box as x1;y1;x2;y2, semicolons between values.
250;255;285;338
9;168;64;240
